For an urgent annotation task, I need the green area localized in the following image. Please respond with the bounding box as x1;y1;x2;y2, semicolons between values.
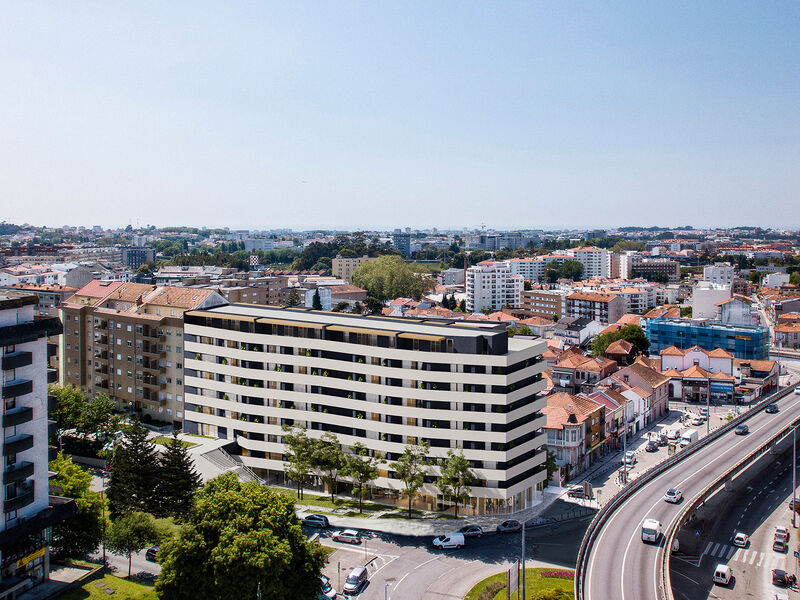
59;574;156;600
184;434;215;440
151;436;196;448
465;568;575;600
277;488;386;514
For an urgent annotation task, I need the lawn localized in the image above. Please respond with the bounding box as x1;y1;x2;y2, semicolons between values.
278;489;387;514
150;436;196;448
60;575;156;600
465;567;574;600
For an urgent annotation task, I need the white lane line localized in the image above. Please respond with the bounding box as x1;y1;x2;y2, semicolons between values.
725;546;736;560
749;551;757;565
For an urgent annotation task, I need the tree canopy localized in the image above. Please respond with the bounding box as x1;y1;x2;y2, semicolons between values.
49;452;104;557
155;431;202;520
591;324;650;357
352;255;434;301
392;442;430;517
107;422;159;517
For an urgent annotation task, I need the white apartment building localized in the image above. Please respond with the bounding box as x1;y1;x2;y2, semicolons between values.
183;306;548;514
764;272;790;287
565;247;611;279
466;262;523;313
691;282;732;319
504;258;545;283
703;263;735;286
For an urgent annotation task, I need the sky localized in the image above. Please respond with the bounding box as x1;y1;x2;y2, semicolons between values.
1;2;799;231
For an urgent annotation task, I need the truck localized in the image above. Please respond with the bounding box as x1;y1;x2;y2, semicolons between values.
642;518;662;543
680;429;699;447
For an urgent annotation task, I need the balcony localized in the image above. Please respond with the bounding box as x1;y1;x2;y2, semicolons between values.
94;365;108;375
3;461;33;485
137;388;163;403
93;350;108;361
141;345;165;359
47;369;57;384
4;482;35;513
3;434;34;456
141;378;165;391
94;336;109;347
141;329;163;341
48;394;57;413
3;407;33;428
2;379;32;400
2;351;32;371
0;317;62;346
47;343;57;359
140;360;164;374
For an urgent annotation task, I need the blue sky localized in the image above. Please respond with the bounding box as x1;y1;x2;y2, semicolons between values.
1;2;798;230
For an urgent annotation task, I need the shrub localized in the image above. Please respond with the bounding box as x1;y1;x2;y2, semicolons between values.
539;570;574;580
478;582;504;600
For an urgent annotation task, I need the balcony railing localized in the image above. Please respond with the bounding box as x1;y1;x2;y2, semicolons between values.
2;379;32;400
2;351;32;371
2;461;34;485
4;482;35;513
3;434;34;456
3;407;33;428
47;369;57;384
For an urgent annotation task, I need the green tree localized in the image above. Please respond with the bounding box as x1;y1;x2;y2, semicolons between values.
352;255;434;301
282;425;315;500
313;432;345;502
311;289;323;310
560;259;584;281
438;449;473;517
332;301;349;312
591;324;650;357
106;512;159;577
155;473;326;600
156;431;202;520
107;422;158;516
458;299;467;312
516;325;534;336
343;443;381;513
49;452;104;557
48;384;85;433
77;393;117;440
285;289;302;307
392;442;430;518
790;272;800;286
749;270;761;285
544;450;558;481
351;301;364;314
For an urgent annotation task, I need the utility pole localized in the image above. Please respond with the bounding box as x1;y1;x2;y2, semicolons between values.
521;523;526;600
794;426;797;529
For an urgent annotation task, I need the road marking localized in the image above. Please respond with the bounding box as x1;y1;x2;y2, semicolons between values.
749;551;757;565
725;546;735;560
703;542;713;555
732;548;741;561
711;543;721;556
756;553;764;567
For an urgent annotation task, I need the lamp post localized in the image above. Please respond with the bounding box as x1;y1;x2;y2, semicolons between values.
384;577;395;600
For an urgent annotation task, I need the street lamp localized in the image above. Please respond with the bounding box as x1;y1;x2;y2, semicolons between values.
384;578;395;600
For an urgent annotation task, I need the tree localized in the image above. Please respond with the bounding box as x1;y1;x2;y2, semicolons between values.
591;324;650;358
49;452;104;557
363;297;384;314
392;442;430;518
749;270;761;285
351;301;364;314
352;255;434;301
313;432;345;502
156;431;202;520
107;422;159;516
544;450;558;481
282;425;315;500
516;325;534;336
48;384;85;433
311;289;323;310
332;301;349;312
106;512;159;577
286;289;302;307
790;272;800;286
560;259;584;281
77;393;117;440
438;449;473;517
343;443;381;513
155;473;326;600
458;299;467;312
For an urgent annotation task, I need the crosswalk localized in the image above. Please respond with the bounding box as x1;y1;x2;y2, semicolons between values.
702;541;782;568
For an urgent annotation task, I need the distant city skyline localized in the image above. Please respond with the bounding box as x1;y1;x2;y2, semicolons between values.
2;2;798;229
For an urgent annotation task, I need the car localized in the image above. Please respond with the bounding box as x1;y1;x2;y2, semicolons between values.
342;566;368;595
624;451;637;465
302;514;330;528
775;526;790;542
666;429;681;441
773;538;788;552
663;489;683;504
699;407;709;417
735;424;749;435
691;416;704;426
567;486;586;499
657;433;669;446
645;440;659;452
496;520;522;534
432;533;465;549
332;529;362;544
459;525;483;538
766;403;780;413
145;546;159;562
789;498;797;510
795;386;800;395
773;568;790;586
732;532;748;547
318;575;337;600
713;564;732;586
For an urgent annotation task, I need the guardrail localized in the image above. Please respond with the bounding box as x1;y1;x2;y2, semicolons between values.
660;386;800;599
575;385;797;600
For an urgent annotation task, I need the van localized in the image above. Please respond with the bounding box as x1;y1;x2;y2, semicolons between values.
641;518;661;543
713;564;732;585
432;532;465;549
680;429;699;447
666;429;681;442
342;566;368;596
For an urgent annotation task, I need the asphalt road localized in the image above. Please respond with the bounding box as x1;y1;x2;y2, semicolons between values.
671;450;797;600
583;385;800;600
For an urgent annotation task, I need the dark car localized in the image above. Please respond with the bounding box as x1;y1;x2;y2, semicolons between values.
459;525;483;538
496;520;522;534
657;433;668;446
766;403;779;414
302;514;330;528
734;424;749;435
772;568;789;586
645;440;659;452
145;546;159;562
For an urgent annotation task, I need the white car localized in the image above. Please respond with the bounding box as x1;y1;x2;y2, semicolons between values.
732;532;748;547
664;489;682;503
332;529;362;544
624;451;637;465
691;416;704;426
318;575;337;600
432;533;465;549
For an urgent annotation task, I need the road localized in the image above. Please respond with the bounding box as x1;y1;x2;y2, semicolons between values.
583;385;800;600
670;448;797;600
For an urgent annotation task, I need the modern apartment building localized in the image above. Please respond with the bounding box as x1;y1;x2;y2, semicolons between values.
182;306;548;514
331;255;376;282
0;291;73;595
703;263;735;286
645;318;769;360
392;231;411;258
520;289;569;320
466;262;523;313
628;256;681;282
120;246;155;270
59;281;226;427
565;292;625;325
505;258;545;283
565;247;611;279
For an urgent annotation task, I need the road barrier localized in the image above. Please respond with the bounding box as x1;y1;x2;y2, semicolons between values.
575;385;796;600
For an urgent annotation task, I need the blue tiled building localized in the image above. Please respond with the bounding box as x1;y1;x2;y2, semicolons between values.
645;318;769;360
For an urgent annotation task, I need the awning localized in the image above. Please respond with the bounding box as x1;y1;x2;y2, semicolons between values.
397;332;446;342
257;317;324;329
326;324;398;337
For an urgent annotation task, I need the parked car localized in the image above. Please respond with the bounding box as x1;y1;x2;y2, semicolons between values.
766;403;780;413
735;424;749;435
332;529;362;544
680;429;699;447
303;514;330;528
567;486;586;499
732;532;748;547
774;526;790;552
773;569;790;586
713;564;732;586
145;546;159;562
795;386;800;395
319;575;337;600
624;451;637;465
657;433;669;446
774;537;788;552
699;407;709;418
496;520;522;534
691;416;704;426
342;566;368;595
666;429;681;441
775;526;790;542
645;440;659;452
459;525;483;538
663;489;682;504
432;533;465;549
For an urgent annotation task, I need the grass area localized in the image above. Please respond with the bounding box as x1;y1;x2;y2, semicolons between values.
60;575;156;600
185;433;215;440
150;436;196;448
279;489;387;513
465;567;575;600
378;508;424;519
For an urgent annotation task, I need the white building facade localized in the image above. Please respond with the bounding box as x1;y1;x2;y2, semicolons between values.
466;262;523;313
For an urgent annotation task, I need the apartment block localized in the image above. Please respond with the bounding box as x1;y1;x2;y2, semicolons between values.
466;262;523;313
628;256;681;282
565;247;611;279
0;291;74;595
703;263;735;286
120;246;155;270
59;281;226;427
565;292;625;325
520;289;569;320
331;255;376;282
183;306;548;514
645;318;769;360
504;258;545;283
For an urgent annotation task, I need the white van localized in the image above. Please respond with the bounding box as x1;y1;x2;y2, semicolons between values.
680;429;699;447
666;428;681;442
432;532;465;549
712;563;732;585
641;519;661;543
